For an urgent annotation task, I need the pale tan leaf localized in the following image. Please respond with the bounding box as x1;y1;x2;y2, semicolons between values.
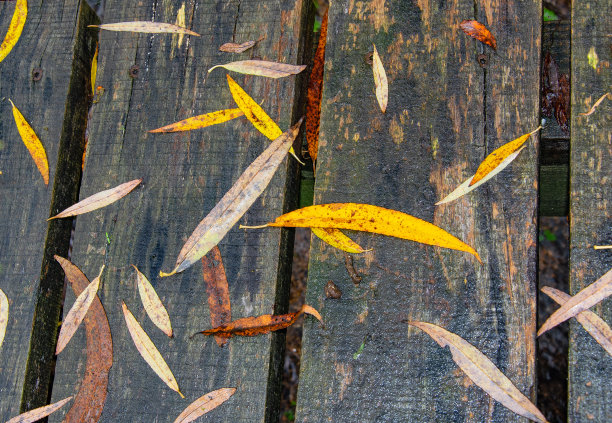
122;301;184;397
6;396;73;423
410;321;548;423
173;387;236;423
372;44;388;113
89;22;200;36
208;60;306;78
133;265;173;337
219;37;263;53
0;288;8;350
579;92;610;116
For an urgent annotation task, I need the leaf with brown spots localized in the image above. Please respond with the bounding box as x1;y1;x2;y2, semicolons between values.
9;99;49;185
89;22;200;36
134;265;173;337
0;0;27;64
149;108;244;133
219;37;264;53
372;44;388;113
6;396;73;423
410;322;548;423
173;388;236;423
312;227;367;254
209;60;306;78
201;247;232;347
0;287;8;350
459;20;497;50
195;304;322;339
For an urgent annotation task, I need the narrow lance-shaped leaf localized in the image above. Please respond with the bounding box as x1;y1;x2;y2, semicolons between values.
312;227;368;254
541;286;612;356
201;247;232;347
9;99;49;185
49;179;141;219
173;388;236;423
459;19;497;50
121;301;184;397
160;118;303;277
56;265;105;355
209;60;306;78
219;37;263;53
0;0;27;63
579;92;610;116
410;322;548;423
89;22;200;36
149;108;244;133
0;288;8;350
372;44;388;113
538;268;612;336
91;42;98;96
6;396;73;423
133;265;173;337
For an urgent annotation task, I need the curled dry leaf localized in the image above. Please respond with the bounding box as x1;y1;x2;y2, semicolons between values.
541;286;612;356
0;0;27;63
410;322;548;423
209;60;306;78
89;22;200;36
173;387;236;423
201;247;232;347
149;108;244;133
6;396;73;423
0;288;7;350
580;92;611;116
9;99;49;185
160;118;303;277
49;179;141;219
122;301;184;397
312;227;368;254
459;19;497;50
538;268;612;336
372;44;388;113
195;304;323;339
219;36;264;53
133;265;173;337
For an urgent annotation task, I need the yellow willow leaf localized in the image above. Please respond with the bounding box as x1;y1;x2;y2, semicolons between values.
209;60;306;78
122;301;184;397
89;22;200;36
541;286;612;356
149;108;244;133
173;388;236;423
9;99;49;185
226;74;303;164
258;203;480;262
161;119;303;277
91;42;98;96
56;265;104;355
0;288;8;350
0;0;27;63
133;265;173;337
538;268;612;336
49;179;141;219
312;227;368;253
6;396;73;423
372;44;388;113
410;322;548;423
469;127;541;187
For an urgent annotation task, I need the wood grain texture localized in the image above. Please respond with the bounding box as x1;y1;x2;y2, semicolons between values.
49;1;309;422
295;1;539;421
0;1;96;419
568;1;611;421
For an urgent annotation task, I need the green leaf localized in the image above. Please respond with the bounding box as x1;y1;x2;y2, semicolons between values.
543;8;559;22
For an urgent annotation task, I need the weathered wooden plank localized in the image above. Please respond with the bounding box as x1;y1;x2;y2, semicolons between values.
0;1;97;419
49;1;310;422
568;1;611;421
296;1;540;421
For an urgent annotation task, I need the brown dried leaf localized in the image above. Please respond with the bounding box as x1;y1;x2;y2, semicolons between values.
372;44;388;113
0;287;7;350
89;22;200;36
538;268;612;336
219;37;263;53
149;108;244;133
208;60;306;78
6;396;73;423
201;247;232;347
459;20;497;50
410;322;548;423
173;387;236;423
133;265;173;337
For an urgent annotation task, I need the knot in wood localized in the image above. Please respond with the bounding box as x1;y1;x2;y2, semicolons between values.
129;65;139;78
364;51;374;65
32;68;43;81
477;54;489;68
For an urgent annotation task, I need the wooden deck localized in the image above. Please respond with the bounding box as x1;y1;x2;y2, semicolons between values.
0;0;609;422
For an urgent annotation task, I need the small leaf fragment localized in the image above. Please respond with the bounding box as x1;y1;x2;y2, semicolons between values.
89;22;200;36
122;301;184;397
410;322;548;423
49;179;141;219
312;227;368;253
134;265;173;337
173;387;236;423
201;247;232;347
372;44;388;113
459;19;497;50
0;0;27;64
6;396;73;423
9;99;49;185
219;37;263;53
538;268;612;336
580;92;610;116
0;288;8;350
91;42;98;96
209;60;306;78
149;108;244;133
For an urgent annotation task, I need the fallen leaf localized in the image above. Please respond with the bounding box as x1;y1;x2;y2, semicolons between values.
6;396;73;423
594;245;612;250
48;179;141;219
0;288;7;350
541;286;612;356
149;108;244;133
195;304;322;338
174;3;186;49
91;42;98;96
89;22;200;36
56;265;104;355
312;227;367;253
122;301;184;397
219;36;263;53
587;46;598;70
133;265;173;337
410;322;548;423
160;118;303;277
9;99;49;185
459;19;497;50
54;256;112;423
0;0;27;63
173;388;236;423
248;203;481;262
372;44;388;113
580;92;611;116
538;268;612;336
208;60;306;78
201;247;232;347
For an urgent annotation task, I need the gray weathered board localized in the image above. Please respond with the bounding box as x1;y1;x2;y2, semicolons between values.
296;1;541;422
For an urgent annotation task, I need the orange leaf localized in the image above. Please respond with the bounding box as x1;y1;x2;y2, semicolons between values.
173;388;236;423
459;20;497;50
6;396;73;423
201;247;232;347
312;227;368;254
89;22;200;36
133;265;173;337
0;0;27;63
9;99;49;185
372;44;388;113
148;108;244;133
209;60;306;78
